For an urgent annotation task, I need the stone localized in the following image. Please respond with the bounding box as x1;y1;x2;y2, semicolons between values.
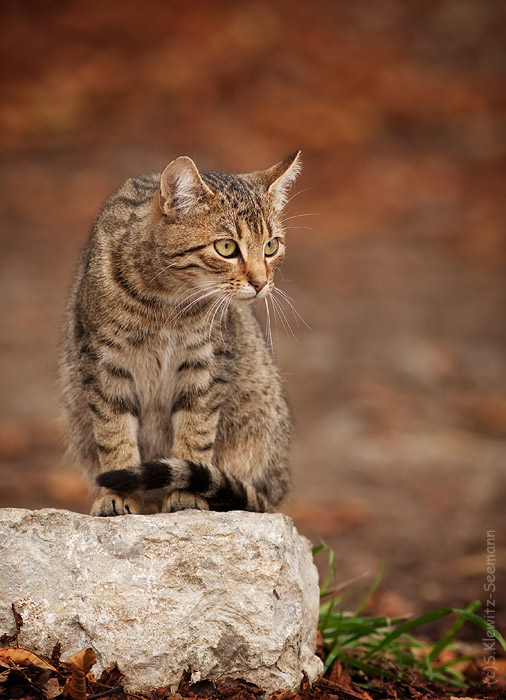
0;508;322;693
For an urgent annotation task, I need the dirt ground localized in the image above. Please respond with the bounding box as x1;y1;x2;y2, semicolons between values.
0;0;505;644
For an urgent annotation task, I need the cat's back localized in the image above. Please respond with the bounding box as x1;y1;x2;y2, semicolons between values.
91;172;160;243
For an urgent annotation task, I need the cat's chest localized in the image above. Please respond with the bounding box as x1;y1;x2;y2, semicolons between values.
131;333;179;406
133;326;211;407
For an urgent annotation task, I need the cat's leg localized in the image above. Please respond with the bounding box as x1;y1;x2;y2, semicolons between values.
163;490;209;512
162;353;221;512
213;433;290;512
91;490;142;517
84;372;144;516
212;383;292;511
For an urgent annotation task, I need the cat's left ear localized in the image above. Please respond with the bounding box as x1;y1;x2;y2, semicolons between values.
159;156;214;217
263;150;302;211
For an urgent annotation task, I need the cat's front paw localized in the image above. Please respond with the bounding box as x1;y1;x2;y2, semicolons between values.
91;491;142;516
163;489;209;513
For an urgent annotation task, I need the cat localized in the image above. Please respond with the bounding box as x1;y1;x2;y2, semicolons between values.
60;151;301;516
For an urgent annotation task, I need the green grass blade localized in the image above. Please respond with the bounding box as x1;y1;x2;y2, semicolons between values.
313;544;500;690
323;635;344;672
368;608;454;655
314;539;336;598
354;559;386;616
320;598;342;641
450;607;506;653
429;600;480;662
432;655;473;672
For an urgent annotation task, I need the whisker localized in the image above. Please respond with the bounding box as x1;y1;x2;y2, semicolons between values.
149;261;180;284
282;213;319;223
270;294;296;339
273;287;312;330
170;287;219;322
264;297;273;354
203;293;227;337
273;287;296;303
269;294;281;348
169;282;217;313
284;187;310;206
217;294;232;344
206;294;229;340
170;282;215;305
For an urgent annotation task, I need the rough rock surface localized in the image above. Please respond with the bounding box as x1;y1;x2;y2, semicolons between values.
0;508;322;692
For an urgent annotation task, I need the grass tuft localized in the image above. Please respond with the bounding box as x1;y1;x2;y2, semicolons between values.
313;541;506;688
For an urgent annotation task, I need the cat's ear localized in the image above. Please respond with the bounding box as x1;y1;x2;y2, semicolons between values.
159;156;214;217
263;150;302;211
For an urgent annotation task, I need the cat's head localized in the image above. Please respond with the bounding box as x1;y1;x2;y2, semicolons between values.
153;152;301;307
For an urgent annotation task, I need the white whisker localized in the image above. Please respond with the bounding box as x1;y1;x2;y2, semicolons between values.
273;287;311;330
169;282;217;312
264;297;273;353
217;294;233;344
170;287;219;322
284;187;310;206
270;294;296;339
282;213;319;223
149;261;180;284
206;294;229;341
203;293;226;337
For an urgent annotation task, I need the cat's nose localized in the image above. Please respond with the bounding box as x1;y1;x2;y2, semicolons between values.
250;280;267;294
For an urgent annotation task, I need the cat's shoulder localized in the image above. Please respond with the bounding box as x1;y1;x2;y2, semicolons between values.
96;172;160;223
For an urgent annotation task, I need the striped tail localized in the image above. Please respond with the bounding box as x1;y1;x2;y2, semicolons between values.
96;459;268;512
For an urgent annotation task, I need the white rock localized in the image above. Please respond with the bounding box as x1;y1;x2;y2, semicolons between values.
0;508;322;693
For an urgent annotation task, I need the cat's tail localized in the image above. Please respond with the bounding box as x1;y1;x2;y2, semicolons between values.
96;459;269;512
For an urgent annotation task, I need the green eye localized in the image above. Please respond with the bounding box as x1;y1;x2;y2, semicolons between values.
264;238;279;257
214;239;238;258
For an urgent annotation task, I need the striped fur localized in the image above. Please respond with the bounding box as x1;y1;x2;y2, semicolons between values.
60;152;301;516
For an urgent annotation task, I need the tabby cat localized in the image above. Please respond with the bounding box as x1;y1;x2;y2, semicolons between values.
60;151;301;516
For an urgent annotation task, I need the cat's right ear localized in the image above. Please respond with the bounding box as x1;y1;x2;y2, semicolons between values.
159;156;214;217
261;150;302;211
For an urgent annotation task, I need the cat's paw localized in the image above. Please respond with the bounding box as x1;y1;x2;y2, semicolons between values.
91;491;142;516
163;490;209;512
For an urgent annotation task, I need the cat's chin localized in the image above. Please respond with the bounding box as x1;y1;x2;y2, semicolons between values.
234;291;258;302
234;288;271;303
234;296;256;305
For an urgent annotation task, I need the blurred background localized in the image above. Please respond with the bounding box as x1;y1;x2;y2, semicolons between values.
0;0;505;633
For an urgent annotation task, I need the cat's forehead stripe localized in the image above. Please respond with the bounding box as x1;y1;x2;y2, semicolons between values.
203;171;262;212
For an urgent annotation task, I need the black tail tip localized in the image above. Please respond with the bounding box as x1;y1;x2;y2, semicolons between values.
97;469;140;493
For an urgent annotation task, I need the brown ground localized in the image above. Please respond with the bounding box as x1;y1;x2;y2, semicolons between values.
0;0;505;653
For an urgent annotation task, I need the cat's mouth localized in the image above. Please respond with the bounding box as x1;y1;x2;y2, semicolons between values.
234;284;271;302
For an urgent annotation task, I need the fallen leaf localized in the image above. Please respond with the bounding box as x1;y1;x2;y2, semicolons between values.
0;647;58;672
63;647;97;700
44;675;63;699
97;663;124;688
50;642;63;668
267;690;298;700
176;666;193;696
0;604;24;646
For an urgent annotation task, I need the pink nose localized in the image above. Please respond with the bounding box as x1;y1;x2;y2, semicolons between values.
251;280;267;294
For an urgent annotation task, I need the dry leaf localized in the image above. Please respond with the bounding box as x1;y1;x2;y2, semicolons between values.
0;604;24;646
176;666;193;696
0;647;58;672
44;675;63;699
63;648;97;672
63;647;97;700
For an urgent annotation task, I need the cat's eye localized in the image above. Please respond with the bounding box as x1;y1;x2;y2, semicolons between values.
214;239;238;258
264;238;279;257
